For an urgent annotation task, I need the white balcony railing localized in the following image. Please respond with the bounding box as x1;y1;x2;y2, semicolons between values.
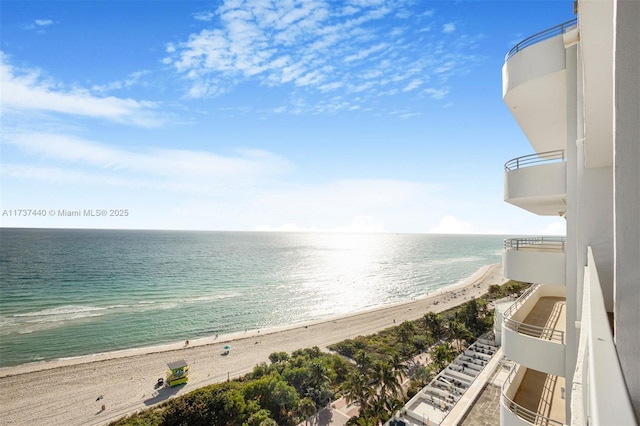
502;283;539;319
503;238;566;286
571;247;636;425
504;307;565;344
502;284;566;377
501;364;564;426
504;237;566;252
504;150;565;172
503;156;567;216
505;19;577;61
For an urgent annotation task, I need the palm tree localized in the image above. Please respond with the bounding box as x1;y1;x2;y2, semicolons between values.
396;321;416;357
412;365;434;387
345;355;409;424
298;397;317;426
430;342;456;371
345;417;372;426
396;321;415;345
388;352;409;394
389;352;408;375
306;361;333;408
341;370;374;414
363;360;402;424
308;361;330;389
373;361;402;400
445;320;472;352
422;312;445;341
354;350;373;376
460;298;480;334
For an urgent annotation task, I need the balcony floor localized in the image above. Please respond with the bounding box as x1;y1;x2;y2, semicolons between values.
522;296;566;339
513;369;566;424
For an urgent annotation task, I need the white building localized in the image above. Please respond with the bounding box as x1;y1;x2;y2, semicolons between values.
499;0;638;425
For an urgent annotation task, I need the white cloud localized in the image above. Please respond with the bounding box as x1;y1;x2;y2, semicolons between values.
429;215;473;234
246;179;440;230
3;131;291;195
343;43;388;63
2;128;445;230
164;0;480;113
443;23;456;33
24;19;54;30
35;19;54;27
402;79;422;92
434;61;455;74
90;70;150;93
318;81;344;92
0;54;162;127
1;164;151;188
194;11;215;21
422;87;449;99
398;112;422;119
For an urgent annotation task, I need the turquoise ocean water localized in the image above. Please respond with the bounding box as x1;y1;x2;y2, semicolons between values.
0;229;505;368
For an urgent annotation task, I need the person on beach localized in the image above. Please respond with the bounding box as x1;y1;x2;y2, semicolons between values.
96;395;105;412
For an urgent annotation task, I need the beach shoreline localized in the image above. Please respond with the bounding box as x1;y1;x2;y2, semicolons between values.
0;263;505;426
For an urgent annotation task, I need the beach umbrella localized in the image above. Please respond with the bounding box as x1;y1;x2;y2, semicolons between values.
224;345;231;350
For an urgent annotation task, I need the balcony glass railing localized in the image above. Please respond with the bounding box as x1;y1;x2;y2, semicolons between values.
505;18;577;61
504;237;566;251
502;365;564;426
504;150;565;171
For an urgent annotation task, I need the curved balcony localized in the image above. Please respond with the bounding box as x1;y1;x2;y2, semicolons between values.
504;150;565;172
504;151;567;216
504;19;577;61
503;237;565;286
502;19;577;153
502;284;566;377
501;364;565;426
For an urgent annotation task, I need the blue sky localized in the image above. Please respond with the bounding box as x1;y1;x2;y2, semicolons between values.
1;0;572;234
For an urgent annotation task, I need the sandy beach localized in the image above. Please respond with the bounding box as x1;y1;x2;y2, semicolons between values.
0;264;505;426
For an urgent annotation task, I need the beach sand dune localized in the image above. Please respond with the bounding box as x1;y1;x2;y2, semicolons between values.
0;264;505;426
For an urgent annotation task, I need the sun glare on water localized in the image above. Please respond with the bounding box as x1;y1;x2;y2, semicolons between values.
299;233;393;316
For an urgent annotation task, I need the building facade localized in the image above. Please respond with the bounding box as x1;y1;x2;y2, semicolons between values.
500;0;639;425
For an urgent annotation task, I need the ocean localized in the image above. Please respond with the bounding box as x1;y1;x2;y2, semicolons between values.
0;228;505;368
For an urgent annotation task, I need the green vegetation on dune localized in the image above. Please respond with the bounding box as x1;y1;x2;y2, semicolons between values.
111;347;349;426
111;280;529;426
